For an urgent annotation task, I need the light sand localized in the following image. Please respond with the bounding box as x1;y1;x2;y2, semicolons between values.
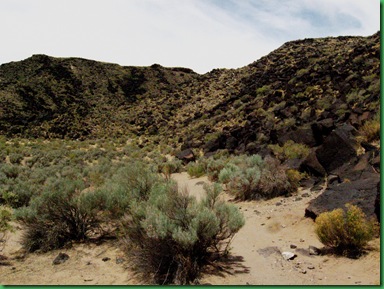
0;172;380;285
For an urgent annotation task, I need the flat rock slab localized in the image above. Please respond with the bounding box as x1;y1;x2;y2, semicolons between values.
305;174;380;220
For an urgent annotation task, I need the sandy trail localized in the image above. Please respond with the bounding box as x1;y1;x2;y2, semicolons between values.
0;172;380;285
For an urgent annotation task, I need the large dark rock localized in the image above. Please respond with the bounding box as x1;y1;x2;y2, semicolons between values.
315;124;359;173
311;118;335;145
300;149;327;176
175;148;195;164
306;149;380;220
203;133;227;153
278;128;317;147
305;174;380;220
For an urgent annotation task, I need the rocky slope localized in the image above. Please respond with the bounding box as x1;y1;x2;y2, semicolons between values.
0;32;380;219
0;32;380;148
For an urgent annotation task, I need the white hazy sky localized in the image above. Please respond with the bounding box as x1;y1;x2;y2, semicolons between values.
0;0;380;74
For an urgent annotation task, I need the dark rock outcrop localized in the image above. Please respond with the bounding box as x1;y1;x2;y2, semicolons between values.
300;149;327;177
305;150;380;220
175;148;195;164
315;124;359;173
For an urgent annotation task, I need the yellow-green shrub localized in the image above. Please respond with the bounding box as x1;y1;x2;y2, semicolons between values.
268;140;310;161
315;204;376;254
358;113;380;143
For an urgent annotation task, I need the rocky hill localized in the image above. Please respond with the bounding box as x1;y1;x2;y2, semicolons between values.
0;32;380;151
0;32;380;202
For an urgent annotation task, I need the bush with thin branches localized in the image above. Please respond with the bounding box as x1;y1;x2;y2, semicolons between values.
15;178;104;252
121;182;244;284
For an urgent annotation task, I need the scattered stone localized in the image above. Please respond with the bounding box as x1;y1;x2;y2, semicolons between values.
290;244;297;249
301;193;310;198
328;174;341;184
309;246;321;255
275;202;282;206
116;257;125;264
254;210;261;215
307;265;315;270
300;239;305;242
86;261;91;265
294;197;302;201
261;223;265;226
301;269;307;274
281;251;296;260
53;253;69;265
102;257;111;262
84;278;93;282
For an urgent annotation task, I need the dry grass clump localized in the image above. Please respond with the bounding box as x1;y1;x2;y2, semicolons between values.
357;113;380;144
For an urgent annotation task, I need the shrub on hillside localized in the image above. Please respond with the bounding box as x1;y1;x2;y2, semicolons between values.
120;182;244;285
15;178;103;252
268;140;310;161
315;204;376;255
357;112;380;143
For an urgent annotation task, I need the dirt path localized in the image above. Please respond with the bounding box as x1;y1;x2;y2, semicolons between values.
0;172;380;285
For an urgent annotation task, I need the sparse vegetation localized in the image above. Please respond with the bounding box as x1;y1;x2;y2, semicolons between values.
357;112;380;143
0;206;13;251
268;140;310;161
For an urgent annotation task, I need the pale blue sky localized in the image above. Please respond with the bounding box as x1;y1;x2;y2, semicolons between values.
0;0;380;73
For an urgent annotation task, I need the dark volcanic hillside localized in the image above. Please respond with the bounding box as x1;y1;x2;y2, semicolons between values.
0;32;380;154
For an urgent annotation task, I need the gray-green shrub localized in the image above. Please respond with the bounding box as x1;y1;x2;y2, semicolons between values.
121;182;244;284
15;178;102;252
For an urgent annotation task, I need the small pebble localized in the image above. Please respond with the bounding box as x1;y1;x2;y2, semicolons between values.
290;244;297;249
301;269;307;274
307;265;315;270
102;257;111;262
300;239;305;242
116;257;125;264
